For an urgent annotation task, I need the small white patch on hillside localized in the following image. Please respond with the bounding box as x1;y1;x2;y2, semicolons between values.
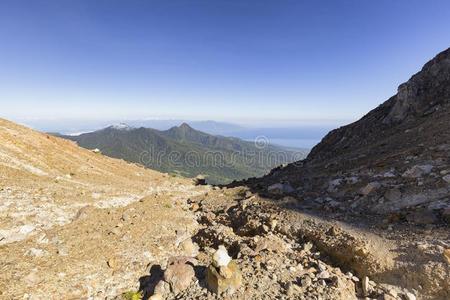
0;150;48;176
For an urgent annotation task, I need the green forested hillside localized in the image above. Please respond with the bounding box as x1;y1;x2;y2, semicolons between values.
61;123;308;184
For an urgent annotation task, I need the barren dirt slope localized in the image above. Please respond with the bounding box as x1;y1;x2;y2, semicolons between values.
0;118;209;298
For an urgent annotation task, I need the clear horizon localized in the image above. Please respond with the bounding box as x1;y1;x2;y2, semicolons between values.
1;1;450;125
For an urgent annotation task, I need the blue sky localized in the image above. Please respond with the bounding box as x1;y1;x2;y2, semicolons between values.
0;0;449;126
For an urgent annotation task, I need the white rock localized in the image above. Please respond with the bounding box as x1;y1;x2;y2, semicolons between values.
19;225;35;235
443;175;450;183
318;271;330;279
212;245;232;267
26;248;46;257
328;178;343;192
362;276;370;296
402;165;433;178
405;292;416;300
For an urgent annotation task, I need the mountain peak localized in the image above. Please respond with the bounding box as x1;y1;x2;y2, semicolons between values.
179;122;193;130
110;123;133;131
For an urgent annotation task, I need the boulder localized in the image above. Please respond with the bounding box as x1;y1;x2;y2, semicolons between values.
206;246;242;295
402;165;433;178
206;260;242;295
163;257;195;294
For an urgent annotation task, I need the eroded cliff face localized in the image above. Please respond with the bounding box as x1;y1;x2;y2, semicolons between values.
384;48;450;124
245;48;450;223
227;49;450;299
307;48;450;163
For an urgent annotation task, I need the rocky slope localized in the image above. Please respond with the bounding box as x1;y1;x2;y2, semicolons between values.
0;118;208;298
248;48;450;223
230;48;450;299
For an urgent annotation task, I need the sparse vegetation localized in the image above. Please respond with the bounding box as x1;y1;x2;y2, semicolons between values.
122;291;143;300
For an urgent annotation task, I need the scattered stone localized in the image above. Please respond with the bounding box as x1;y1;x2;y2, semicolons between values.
318;271;330;279
193;175;207;186
212;245;232;267
24;270;42;286
328;178;343;192
106;257;117;269
189;203;200;212
362;276;370;297
443;248;450;264
303;242;313;252
301;276;312;287
442;174;450;183
402;165;433;178
327;225;340;236
206;260;242;295
26;248;46;257
360;182;381;196
269;219;278;231
179;238;199;257
163;257;195;294
206;246;242;295
19;225;35;235
405;292;417;300
254;233;289;253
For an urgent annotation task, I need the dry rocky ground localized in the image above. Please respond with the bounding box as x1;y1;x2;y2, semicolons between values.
0;119;432;300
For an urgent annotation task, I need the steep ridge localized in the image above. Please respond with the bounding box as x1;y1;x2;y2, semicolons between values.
248;47;450;221
231;48;450;299
60;123;307;184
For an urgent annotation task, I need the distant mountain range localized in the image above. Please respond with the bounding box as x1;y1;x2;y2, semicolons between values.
20;118;336;148
58;123;308;184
